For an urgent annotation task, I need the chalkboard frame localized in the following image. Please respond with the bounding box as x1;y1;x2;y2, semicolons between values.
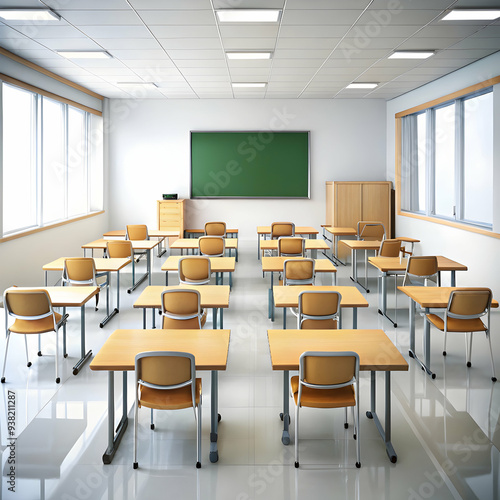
190;131;310;199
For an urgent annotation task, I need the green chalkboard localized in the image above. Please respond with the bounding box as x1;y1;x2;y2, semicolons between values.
190;131;309;198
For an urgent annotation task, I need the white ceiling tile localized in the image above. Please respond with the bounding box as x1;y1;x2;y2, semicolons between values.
44;0;130;9
344;25;420;38
167;49;224;59
136;10;215;25
447;38;500;50
221;38;276;50
329;48;390;59
108;49;170;59
422;58;476;68
369;0;452;8
9;49;59;59
16;25;85;38
123;59;176;68
0;25;29;38
219;26;280;38
396;37;465;50
413;26;483;38
158;38;222;50
287;0;372;8
0;38;44;51
78;25;153;38
279;25;351;38
276;38;341;49
58;10;142;26
282;10;364;25
37;38;104;50
180;67;229;76
434;48;498;59
471;26;500;37
359;9;444;26
149;26;219;38
274;48;333;58
93;38;159;49
337;37;409;50
272;58;324;68
186;75;230;82
175;59;227;68
130;0;209;8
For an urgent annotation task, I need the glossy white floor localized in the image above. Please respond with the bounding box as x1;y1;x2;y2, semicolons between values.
1;240;499;500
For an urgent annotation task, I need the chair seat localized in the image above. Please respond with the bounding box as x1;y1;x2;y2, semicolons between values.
139;378;202;410
291;376;355;408
301;318;337;330
426;314;487;332
10;311;63;334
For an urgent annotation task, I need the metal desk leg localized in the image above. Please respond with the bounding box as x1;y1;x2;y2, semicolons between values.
408;298;435;378
378;272;397;327
165;271;168;286
142;309;147;329
353;308;357;329
366;371;397;463
210;371;219;462
100;272;119;328
102;371;128;464
451;271;456;287
73;304;92;375
280;370;290;445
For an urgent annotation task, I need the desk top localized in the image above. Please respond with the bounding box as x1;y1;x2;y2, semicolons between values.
170;238;238;250
260;239;329;251
268;329;408;372
161;256;236;273
7;286;99;308
82;239;159;250
103;230;179;238
257;226;318;235
262;257;336;273
369;256;468;273
339;239;381;250
323;227;357;236
43;257;131;272
185;228;238;234
90;329;230;372
273;285;368;308
133;285;230;309
398;286;498;308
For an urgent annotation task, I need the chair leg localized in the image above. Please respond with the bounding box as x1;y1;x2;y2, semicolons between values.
351;406;355;438
355;402;360;468
150;409;154;430
486;332;497;382
443;331;448;356
294;404;299;468
133;396;139;469
196;400;202;468
55;329;60;383
95;290;100;311
344;407;349;429
24;335;31;367
466;332;473;367
1;332;11;383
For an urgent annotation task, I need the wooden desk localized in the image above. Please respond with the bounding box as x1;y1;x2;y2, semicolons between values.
103;229;179;257
261;256;337;321
259;238;329;260
273;285;368;329
90;328;230;464
369;256;468;326
170;238;238;261
398;286;497;379
267;329;408;462
184;228;238;238
82;239;159;291
43;257;131;327
133;285;230;329
14;286;99;375
321;226;357;265
257;226;319;259
161;255;235;288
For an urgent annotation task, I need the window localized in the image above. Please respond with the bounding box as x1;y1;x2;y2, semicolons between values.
1;82;103;237
400;89;493;229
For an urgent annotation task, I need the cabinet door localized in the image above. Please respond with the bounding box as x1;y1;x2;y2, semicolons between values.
335;183;361;259
362;184;390;235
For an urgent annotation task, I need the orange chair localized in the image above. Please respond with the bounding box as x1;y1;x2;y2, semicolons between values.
297;290;341;329
204;222;226;237
278;237;305;257
160;289;206;329
199;236;225;257
178;256;211;285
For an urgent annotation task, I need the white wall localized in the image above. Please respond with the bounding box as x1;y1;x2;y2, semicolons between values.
107;98;387;240
386;52;500;295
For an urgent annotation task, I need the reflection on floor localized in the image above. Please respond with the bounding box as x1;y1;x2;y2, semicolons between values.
1;240;498;499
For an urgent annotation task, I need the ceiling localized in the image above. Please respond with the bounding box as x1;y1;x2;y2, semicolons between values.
0;0;499;100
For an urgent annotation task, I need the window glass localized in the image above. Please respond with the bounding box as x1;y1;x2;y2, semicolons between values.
416;112;426;212
68;107;87;217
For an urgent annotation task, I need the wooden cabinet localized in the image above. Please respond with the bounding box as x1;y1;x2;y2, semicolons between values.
157;199;185;241
326;181;393;258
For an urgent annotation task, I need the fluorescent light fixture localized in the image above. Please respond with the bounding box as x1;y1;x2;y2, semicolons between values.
389;51;435;59
216;9;281;23
346;83;378;89
57;51;112;59
442;9;500;21
117;82;158;88
0;9;60;21
232;83;267;88
226;52;272;60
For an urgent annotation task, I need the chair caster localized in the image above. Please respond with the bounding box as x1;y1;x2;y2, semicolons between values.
442;351;447;356
1;377;5;383
38;351;42;356
56;377;60;384
467;361;471;367
151;424;155;430
133;462;138;469
344;423;348;429
27;362;32;367
492;376;497;382
64;353;68;358
95;307;99;312
294;461;299;468
196;462;201;469
355;462;361;468
353;434;357;440
431;373;436;379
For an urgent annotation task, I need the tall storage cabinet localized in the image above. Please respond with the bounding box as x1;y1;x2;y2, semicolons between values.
157;199;185;240
326;181;393;258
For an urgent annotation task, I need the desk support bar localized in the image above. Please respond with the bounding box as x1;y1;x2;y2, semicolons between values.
408;298;436;379
280;370;291;445
72;305;92;375
100;271;120;328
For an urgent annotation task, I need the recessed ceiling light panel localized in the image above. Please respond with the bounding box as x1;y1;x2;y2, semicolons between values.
441;9;500;21
232;83;267;88
389;51;435;59
0;9;60;21
346;83;378;89
226;52;272;60
216;9;281;23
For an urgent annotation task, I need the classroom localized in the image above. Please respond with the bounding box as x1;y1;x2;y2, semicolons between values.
0;1;499;499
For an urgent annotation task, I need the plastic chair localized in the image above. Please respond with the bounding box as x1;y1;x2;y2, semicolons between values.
283;258;315;286
199;236;225;257
403;256;439;287
204;222;226;237
133;351;202;469
106;240;137;292
297;290;341;329
357;221;386;242
160;289;206;329
292;351;360;468
271;222;295;239
62;257;108;311
278;237;305;257
2;288;68;384
126;224;149;262
378;239;404;324
178;256;211;285
425;288;496;381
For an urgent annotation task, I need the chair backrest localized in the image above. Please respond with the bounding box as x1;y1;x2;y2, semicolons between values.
298;290;341;329
161;289;203;329
135;351;196;407
4;288;55;327
126;224;148;241
447;288;492;320
357;221;385;241
107;240;133;259
271;222;295;239
378;239;402;258
63;258;96;286
403;256;438;286
299;351;359;388
283;259;315;286
179;256;211;285
199;236;225;257
205;222;226;237
278;237;305;257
